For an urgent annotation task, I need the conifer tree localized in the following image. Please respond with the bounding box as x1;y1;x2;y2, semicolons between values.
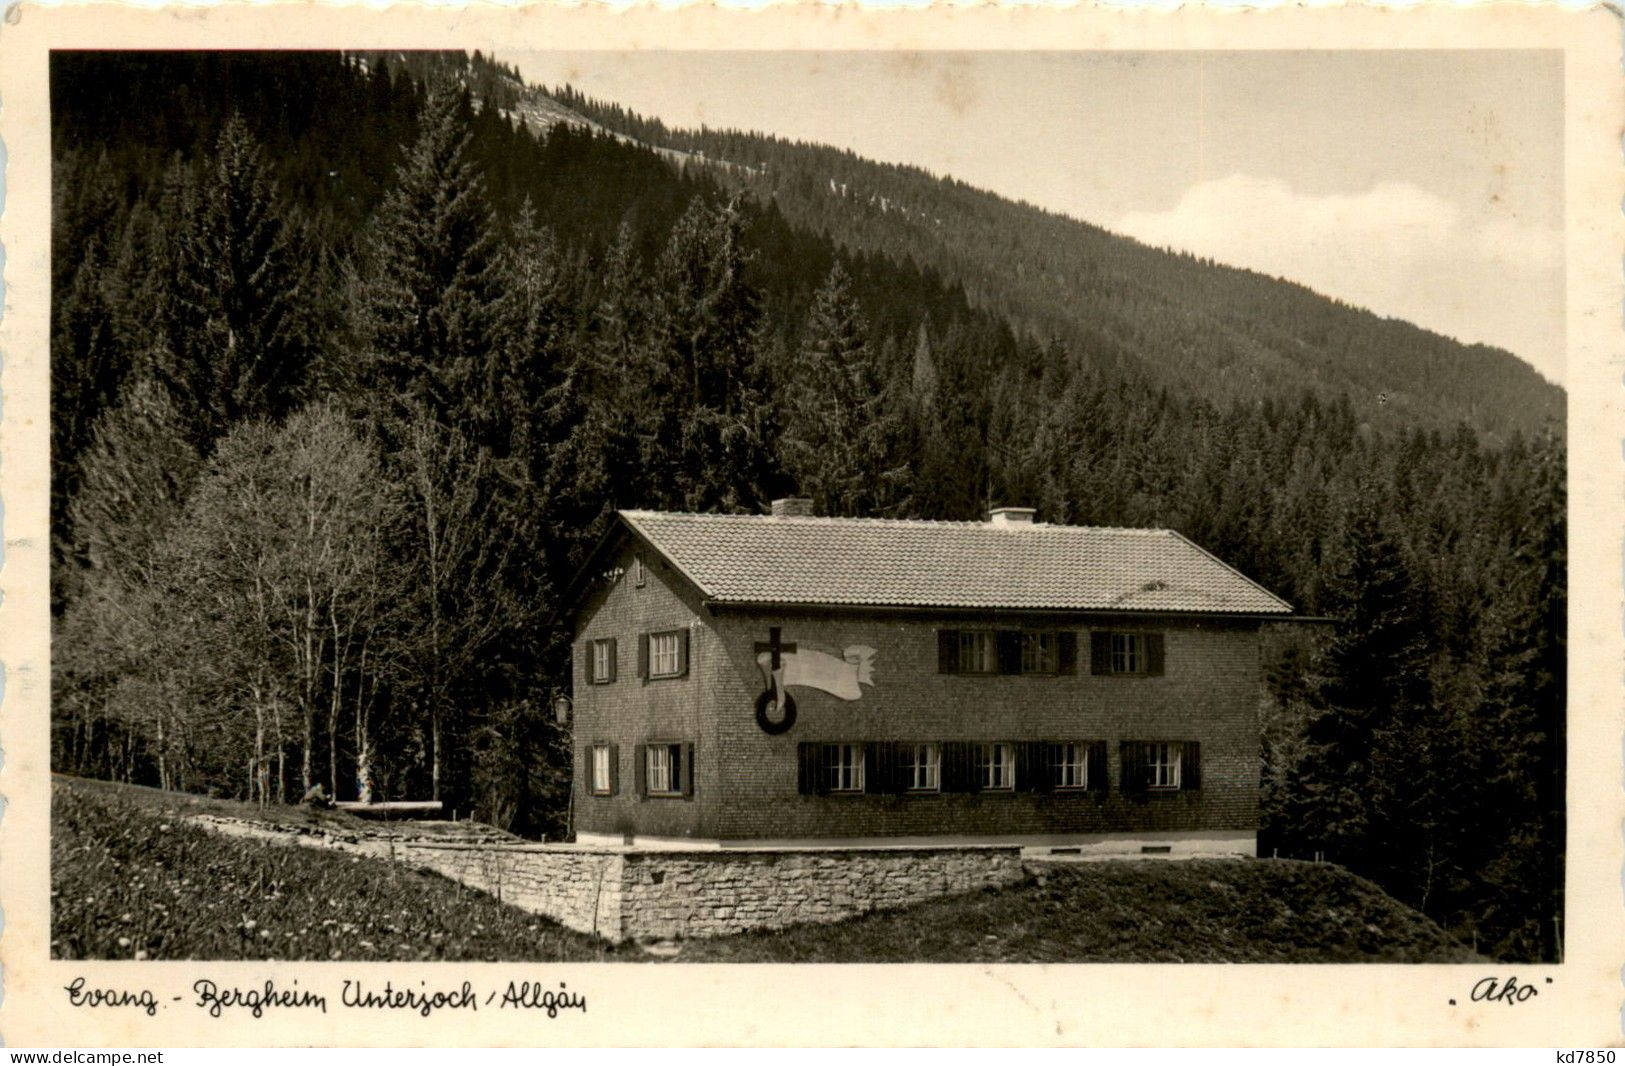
781;262;910;516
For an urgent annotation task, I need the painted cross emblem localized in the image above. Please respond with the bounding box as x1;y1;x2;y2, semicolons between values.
751;626;877;735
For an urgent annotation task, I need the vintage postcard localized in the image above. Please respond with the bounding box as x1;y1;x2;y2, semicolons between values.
0;1;1619;1048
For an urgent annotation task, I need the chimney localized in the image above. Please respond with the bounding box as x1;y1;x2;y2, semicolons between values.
770;497;815;518
988;506;1037;527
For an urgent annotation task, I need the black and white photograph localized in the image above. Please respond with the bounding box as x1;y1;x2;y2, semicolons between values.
2;3;1618;1048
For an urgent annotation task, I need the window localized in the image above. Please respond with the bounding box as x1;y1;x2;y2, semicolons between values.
1021;631;1057;674
980;742;1014;790
589;638;616;684
1147;742;1181;790
1056;742;1090;789
906;743;941;792
826;743;865;792
649;631;682;678
1093;631;1163;676
1111;633;1145;674
958;631;997;674
591;744;613;795
644;742;686;795
632;554;646;588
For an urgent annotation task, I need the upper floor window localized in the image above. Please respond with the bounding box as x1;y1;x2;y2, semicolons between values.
589;638;617;684
1091;631;1165;676
632;553;646;588
939;629;1078;676
980;742;1014;790
641;629;689;680
958;631;997;674
1021;631;1057;674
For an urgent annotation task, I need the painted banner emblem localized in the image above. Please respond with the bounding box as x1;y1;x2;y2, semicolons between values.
752;627;877;734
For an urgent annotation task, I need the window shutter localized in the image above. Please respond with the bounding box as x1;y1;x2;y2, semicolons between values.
996;630;1022;675
634;744;647;797
1016;741;1049;793
1146;633;1165;677
1120;741;1147;794
1090;631;1111;675
797;743;816;796
814;745;833;796
637;633;650;681
940;742;966;792
864;743;882;795
1088;740;1108;793
937;630;960;674
606;638;617;683
1057;632;1078;675
1182;740;1201;791
580;745;592;793
608;743;619;795
890;742;912;795
677;630;690;677
682;743;695;798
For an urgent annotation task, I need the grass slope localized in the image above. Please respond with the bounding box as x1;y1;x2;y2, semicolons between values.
51;776;614;961
53;777;1475;963
674;861;1479;963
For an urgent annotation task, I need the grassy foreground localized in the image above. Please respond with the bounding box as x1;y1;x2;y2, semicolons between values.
53;776;1475;963
52;776;615;961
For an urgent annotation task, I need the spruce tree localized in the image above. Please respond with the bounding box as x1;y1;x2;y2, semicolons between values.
781;262;910;516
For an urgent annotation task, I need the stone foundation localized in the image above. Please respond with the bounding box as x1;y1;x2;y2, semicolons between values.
193;816;1026;943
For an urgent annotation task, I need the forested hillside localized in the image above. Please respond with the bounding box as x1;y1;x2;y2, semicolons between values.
554;87;1565;443
50;50;1563;962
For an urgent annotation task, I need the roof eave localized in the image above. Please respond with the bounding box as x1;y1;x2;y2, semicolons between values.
697;599;1300;622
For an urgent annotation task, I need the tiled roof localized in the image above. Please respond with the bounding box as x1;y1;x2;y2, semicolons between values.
619;511;1292;615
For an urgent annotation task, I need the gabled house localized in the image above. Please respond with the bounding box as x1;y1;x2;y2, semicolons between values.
564;499;1293;854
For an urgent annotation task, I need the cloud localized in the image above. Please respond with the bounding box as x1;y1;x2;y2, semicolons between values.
1115;175;1564;385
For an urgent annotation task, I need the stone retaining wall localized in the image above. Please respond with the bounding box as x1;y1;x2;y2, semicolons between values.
193;817;1025;943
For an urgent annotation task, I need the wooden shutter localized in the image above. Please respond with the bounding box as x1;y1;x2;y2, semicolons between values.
1146;634;1165;677
864;743;882;794
996;630;1022;675
797;743;816;795
634;744;648;797
1016;741;1051;793
676;630;690;677
637;633;650;681
1181;741;1201;791
1090;631;1111;675
682;743;695;798
606;638;618;683
580;745;592;793
1119;741;1147;794
1087;740;1108;793
890;742;913;795
937;630;960;674
607;743;619;795
1057;632;1078;675
943;741;983;794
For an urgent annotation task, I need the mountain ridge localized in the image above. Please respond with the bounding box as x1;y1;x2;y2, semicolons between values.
492;67;1561;441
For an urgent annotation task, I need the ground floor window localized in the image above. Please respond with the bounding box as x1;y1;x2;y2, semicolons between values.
906;743;940;791
826;743;865;792
591;744;613;795
642;741;688;796
1056;742;1089;789
980;742;1013;790
1147;742;1181;790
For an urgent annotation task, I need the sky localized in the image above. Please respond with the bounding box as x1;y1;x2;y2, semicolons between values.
507;50;1566;385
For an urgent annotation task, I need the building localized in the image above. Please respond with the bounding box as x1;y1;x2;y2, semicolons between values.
564;499;1294;855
